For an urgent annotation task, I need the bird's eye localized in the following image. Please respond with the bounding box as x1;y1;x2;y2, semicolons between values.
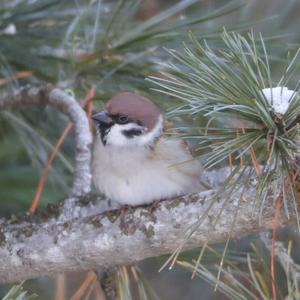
118;115;129;124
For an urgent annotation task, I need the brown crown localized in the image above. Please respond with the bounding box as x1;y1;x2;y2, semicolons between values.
105;92;161;130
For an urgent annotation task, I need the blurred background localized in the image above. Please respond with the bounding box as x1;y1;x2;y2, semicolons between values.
0;0;300;299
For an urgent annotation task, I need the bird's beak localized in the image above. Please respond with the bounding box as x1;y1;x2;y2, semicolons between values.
92;110;113;124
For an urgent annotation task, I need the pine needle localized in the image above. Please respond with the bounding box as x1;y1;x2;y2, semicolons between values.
191;243;207;279
93;280;107;300
271;196;283;300
70;271;97;300
29;122;73;214
0;70;33;87
54;274;66;300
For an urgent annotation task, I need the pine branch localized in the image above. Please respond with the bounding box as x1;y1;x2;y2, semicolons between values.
149;29;300;235
0;171;294;284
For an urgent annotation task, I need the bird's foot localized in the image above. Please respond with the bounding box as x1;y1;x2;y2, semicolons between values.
116;204;134;217
149;199;161;213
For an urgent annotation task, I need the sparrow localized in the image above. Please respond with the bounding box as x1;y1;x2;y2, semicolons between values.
92;92;204;206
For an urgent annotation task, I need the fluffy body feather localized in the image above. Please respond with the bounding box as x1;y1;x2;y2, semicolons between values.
92;136;202;206
92;92;203;206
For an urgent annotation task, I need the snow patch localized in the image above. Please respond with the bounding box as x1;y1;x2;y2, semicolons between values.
262;86;297;115
3;23;17;35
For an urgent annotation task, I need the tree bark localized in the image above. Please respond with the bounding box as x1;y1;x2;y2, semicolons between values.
0;179;293;284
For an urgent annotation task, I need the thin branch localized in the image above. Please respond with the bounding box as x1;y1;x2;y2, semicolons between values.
29;86;95;214
0;86;92;200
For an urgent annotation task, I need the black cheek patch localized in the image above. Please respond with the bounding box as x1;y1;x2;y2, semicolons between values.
122;129;143;138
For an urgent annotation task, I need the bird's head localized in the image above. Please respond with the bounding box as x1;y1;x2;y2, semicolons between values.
92;92;163;147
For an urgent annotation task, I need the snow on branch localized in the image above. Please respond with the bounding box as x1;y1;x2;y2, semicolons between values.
262;86;298;115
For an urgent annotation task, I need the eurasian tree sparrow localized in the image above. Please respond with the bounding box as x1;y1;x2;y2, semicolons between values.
92;92;204;206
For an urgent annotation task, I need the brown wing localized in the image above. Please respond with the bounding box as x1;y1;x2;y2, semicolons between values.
153;137;210;190
153;137;201;176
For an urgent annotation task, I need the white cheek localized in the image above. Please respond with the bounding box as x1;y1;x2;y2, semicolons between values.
106;123;142;146
105;115;163;147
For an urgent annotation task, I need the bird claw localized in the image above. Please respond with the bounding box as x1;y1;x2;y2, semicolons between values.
149;199;161;213
116;204;134;217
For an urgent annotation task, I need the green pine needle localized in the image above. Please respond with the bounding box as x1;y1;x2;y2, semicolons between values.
150;29;300;275
2;283;37;300
150;28;300;219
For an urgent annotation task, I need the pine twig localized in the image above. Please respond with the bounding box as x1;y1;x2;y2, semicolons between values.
29;86;95;214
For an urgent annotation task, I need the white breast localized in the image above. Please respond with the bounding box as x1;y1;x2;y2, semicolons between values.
92;137;202;206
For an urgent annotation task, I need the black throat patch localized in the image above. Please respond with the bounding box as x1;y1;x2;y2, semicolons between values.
97;123;112;145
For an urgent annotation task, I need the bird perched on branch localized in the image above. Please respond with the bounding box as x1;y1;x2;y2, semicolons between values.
92;92;204;206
